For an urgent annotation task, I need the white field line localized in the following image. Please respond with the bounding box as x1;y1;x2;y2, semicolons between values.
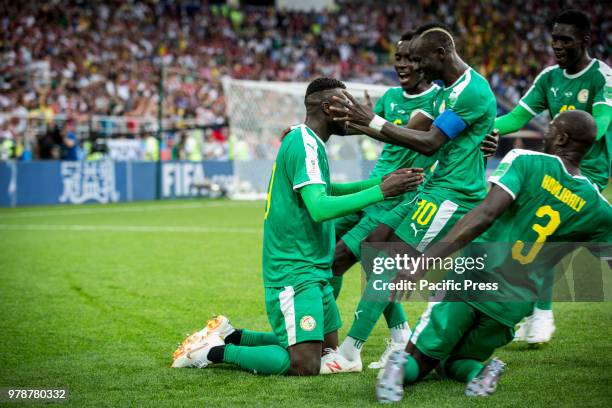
0;224;262;234
0;201;261;219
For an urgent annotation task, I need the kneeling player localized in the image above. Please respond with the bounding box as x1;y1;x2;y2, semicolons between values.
376;110;611;401
171;77;423;375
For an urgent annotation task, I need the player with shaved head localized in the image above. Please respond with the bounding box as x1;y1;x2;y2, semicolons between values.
377;109;612;401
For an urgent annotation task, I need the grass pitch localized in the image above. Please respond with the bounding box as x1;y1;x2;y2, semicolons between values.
0;196;611;407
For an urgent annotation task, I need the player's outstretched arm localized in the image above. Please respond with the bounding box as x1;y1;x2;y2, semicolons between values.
330;91;450;156
390;185;514;299
344;110;434;145
300;171;423;223
493;104;534;136
424;185;514;259
330;168;423;196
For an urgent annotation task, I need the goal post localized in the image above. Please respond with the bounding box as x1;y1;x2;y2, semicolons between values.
221;77;389;198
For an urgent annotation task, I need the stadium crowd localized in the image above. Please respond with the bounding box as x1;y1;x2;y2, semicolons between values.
1;0;610;160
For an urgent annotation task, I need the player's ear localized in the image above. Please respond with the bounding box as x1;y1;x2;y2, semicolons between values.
557;131;570;146
582;34;591;47
321;101;332;116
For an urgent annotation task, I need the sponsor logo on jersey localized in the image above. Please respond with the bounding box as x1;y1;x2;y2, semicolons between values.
439;100;446;114
300;315;316;331
564;91;573;98
578;89;589;103
550;87;559;97
491;162;510;178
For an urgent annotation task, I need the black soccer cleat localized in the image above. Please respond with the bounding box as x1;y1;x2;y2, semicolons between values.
465;358;506;397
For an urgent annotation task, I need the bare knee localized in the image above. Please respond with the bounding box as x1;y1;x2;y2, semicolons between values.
288;342;322;376
288;353;320;376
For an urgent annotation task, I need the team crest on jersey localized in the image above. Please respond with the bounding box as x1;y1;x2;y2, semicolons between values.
564;91;573;98
300;316;316;331
578;89;589;103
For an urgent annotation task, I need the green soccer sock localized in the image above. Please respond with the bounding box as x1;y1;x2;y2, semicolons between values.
239;330;281;347
347;286;389;342
384;302;407;329
536;270;554;310
348;270;406;342
223;344;290;375
442;358;483;382
404;355;420;384
329;276;343;299
535;300;553;310
536;301;552;310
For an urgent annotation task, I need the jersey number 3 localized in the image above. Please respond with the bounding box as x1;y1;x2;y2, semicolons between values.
511;205;561;265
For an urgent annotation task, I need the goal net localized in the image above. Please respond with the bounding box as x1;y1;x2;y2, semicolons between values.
222;78;389;199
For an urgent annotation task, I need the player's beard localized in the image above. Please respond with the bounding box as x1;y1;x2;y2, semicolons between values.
331;120;349;136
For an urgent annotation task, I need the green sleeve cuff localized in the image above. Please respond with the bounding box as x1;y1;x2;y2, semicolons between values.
300;183;383;223
494;104;534;135
330;177;382;195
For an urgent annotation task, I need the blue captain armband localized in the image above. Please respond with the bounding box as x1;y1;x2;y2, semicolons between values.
433;110;467;139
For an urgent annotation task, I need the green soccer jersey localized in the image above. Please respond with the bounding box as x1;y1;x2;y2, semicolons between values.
428;68;497;201
262;124;334;287
468;149;612;326
520;59;612;189
369;85;440;178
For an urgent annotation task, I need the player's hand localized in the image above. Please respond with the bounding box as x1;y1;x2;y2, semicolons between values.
330;90;375;127
364;90;373;109
380;168;424;198
481;129;499;158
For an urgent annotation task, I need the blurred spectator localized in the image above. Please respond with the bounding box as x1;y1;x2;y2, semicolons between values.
1;0;610;160
144;132;159;161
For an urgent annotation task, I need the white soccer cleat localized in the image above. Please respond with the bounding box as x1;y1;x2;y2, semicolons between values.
526;313;555;344
513;316;532;342
196;315;235;340
369;339;408;369
319;348;363;374
172;333;224;368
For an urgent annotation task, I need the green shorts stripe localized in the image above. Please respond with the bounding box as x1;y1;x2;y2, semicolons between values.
416;200;459;252
394;191;474;252
266;280;342;348
279;286;297;346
